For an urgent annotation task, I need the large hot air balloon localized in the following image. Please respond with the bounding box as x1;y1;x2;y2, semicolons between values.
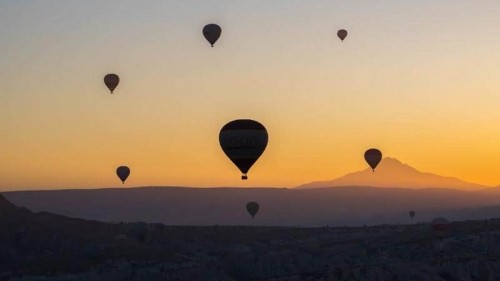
246;201;259;219
409;210;416;218
203;24;222;47
364;148;382;171
219;119;268;180
116;166;130;184
104;73;120;94
431;217;450;237
337;29;348;41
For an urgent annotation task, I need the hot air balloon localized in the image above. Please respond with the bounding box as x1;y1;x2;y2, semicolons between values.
431;217;450;237
219;119;268;180
337;29;348;41
364;148;382;171
203;24;222;47
104;73;120;94
246;201;259;219
409;210;416;218
116;166;130;184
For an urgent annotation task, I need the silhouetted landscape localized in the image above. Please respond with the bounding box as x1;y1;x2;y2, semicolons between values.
5;159;500;227
3;158;500;280
5;160;500;280
3;193;500;280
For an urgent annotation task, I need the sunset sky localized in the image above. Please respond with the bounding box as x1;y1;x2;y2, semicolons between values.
1;1;500;190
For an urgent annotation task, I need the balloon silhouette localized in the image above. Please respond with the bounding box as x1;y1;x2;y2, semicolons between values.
203;24;222;47
246;201;259;219
409;210;416;218
116;166;130;184
337;29;348;41
219;119;268;180
364;148;382;171
104;74;120;94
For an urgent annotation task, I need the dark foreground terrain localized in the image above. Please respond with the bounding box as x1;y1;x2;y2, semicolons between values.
1;193;500;281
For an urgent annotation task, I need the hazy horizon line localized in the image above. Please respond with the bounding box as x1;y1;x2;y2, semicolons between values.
2;184;498;193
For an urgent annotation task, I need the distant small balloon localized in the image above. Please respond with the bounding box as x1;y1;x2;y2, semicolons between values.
104;74;120;94
364;148;382;171
203;24;222;47
246;201;259;219
116;166;130;184
409;210;416;218
337;29;348;41
219;119;268;180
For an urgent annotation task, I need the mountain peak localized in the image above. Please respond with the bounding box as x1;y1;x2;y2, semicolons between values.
372;157;419;172
382;157;404;165
297;157;487;190
382;156;399;162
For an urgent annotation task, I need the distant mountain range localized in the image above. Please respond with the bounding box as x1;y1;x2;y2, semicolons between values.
297;157;489;190
4;185;500;227
3;157;499;226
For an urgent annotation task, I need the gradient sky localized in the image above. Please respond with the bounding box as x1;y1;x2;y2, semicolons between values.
1;1;500;190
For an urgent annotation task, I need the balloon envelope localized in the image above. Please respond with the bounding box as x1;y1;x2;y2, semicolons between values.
104;74;120;93
203;24;222;47
116;166;130;183
246;201;259;218
409;210;416;218
337;29;348;41
364;148;382;171
219;119;268;180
